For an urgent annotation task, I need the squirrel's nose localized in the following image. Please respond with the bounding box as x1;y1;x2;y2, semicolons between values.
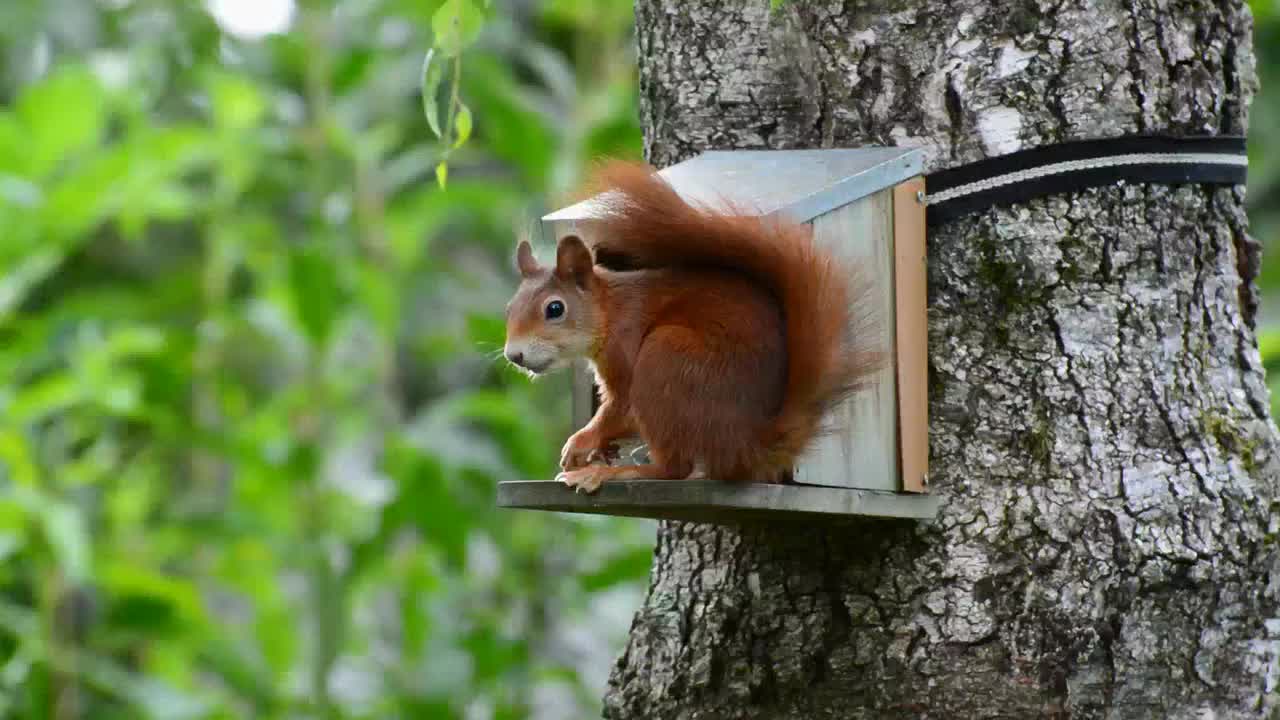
506;350;525;367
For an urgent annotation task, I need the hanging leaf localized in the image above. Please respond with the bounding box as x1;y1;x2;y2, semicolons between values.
453;102;473;148
431;0;484;58
436;161;449;190
420;49;445;139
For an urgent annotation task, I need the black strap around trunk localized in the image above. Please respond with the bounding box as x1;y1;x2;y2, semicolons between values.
923;134;1248;227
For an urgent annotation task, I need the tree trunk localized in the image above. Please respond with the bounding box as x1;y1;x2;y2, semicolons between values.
604;1;1280;718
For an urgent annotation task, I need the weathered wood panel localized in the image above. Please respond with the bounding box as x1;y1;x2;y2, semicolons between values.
793;190;898;490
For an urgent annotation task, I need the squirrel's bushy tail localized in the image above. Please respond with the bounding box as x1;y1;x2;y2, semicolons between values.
587;161;884;478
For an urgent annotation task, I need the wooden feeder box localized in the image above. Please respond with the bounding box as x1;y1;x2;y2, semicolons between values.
498;148;940;524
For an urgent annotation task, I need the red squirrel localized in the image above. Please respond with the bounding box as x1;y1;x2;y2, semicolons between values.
503;161;881;493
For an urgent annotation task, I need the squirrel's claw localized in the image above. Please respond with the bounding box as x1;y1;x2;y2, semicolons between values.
556;468;607;494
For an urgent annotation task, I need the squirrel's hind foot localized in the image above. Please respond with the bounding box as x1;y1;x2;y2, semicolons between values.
556;467;610;494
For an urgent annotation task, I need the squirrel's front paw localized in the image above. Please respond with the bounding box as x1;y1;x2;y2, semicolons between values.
560;431;616;471
556;467;609;494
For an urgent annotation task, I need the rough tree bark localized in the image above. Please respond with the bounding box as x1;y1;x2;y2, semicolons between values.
603;1;1280;718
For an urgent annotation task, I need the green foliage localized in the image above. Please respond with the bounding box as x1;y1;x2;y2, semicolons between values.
0;0;645;717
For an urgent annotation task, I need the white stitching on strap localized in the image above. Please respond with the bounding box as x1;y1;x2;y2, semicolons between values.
923;152;1249;206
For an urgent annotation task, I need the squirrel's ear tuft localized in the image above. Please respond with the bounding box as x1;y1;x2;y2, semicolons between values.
555;235;593;288
516;240;539;278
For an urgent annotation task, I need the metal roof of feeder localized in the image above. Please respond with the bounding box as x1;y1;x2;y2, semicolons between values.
543;147;924;226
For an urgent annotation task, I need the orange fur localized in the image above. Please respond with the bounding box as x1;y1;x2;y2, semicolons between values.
504;161;883;490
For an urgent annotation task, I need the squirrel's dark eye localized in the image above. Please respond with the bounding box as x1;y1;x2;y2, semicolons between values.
545;300;565;320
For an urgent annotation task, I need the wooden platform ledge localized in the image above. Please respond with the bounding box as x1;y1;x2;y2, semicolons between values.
496;480;942;525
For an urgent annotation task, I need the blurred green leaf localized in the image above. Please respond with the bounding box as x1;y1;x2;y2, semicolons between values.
288;245;344;346
15;65;107;178
208;71;267;131
0;250;63;325
432;0;485;58
580;546;654;591
5;487;93;584
0;532;21;564
8;375;79;425
382;440;470;567
0;113;27;174
101;562;208;632
444;389;555;477
461;54;557;186
465;312;505;349
43;503;91;583
0;431;39;487
0;599;214;718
